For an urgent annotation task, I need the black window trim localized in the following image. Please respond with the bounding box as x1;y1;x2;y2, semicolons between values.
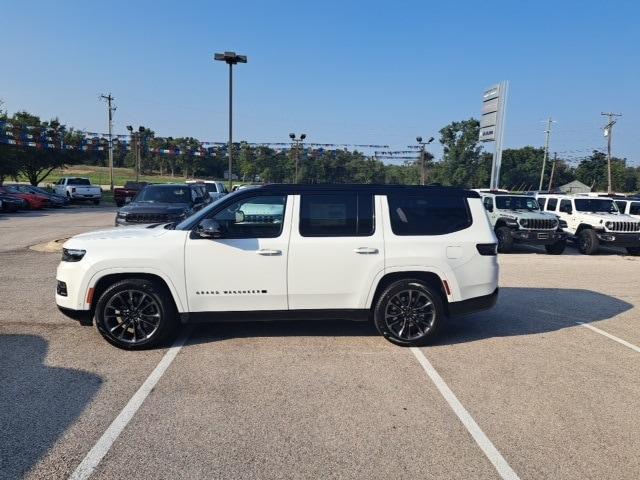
298;192;375;238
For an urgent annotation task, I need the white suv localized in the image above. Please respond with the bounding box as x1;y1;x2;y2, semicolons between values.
538;194;640;255
613;197;640;220
56;185;499;349
479;192;567;254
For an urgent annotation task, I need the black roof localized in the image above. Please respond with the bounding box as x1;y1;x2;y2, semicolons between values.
256;184;480;198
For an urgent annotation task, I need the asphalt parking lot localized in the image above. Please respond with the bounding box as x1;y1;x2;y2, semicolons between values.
1;207;639;480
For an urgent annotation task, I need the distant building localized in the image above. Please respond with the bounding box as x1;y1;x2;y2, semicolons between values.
559;180;591;194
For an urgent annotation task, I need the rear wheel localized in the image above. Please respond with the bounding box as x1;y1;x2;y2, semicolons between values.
373;279;444;347
95;278;177;349
495;226;514;253
626;247;640;256
545;239;566;255
577;229;599;255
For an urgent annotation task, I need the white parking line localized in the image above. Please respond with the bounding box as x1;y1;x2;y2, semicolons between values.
68;328;192;480
536;308;640;354
576;322;640;353
410;348;521;480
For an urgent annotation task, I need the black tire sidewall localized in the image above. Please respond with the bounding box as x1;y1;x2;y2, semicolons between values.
373;279;444;347
496;226;514;253
95;278;176;350
578;229;598;255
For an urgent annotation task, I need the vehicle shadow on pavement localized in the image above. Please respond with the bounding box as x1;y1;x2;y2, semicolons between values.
0;334;102;480
186;319;378;345
436;287;634;345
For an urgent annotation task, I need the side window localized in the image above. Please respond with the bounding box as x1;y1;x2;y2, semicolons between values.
630;202;640;215
483;197;493;210
615;201;627;214
388;194;472;236
191;187;199;202
300;193;374;237
212;195;286;238
559;199;572;213
545;198;558;211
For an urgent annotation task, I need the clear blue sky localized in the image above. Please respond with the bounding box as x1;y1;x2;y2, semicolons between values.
1;0;639;164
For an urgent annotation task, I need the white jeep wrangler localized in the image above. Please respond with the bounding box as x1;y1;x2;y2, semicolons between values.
479;192;567;254
56;185;499;349
538;194;640;255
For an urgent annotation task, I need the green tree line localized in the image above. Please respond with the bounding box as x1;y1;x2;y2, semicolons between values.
1;109;638;192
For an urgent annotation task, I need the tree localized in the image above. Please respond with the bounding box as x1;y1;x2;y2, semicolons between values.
434;118;487;188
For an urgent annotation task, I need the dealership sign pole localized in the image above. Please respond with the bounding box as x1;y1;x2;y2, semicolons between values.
479;81;509;190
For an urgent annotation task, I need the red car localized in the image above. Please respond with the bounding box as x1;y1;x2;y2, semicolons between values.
0;186;49;209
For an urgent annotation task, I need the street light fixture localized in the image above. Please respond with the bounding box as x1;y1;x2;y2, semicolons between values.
416;136;434;185
289;133;306;183
214;51;247;190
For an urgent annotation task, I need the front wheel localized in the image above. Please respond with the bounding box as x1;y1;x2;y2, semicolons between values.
95;278;177;349
626;247;640;256
495;226;514;253
545;239;566;255
373;279;445;347
577;229;599;255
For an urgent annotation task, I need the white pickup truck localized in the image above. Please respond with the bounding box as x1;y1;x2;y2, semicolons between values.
54;177;102;204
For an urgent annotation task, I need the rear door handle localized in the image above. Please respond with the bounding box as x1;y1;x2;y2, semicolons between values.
354;247;379;254
256;249;282;256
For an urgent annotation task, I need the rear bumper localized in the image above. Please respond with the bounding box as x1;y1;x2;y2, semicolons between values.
448;288;499;317
57;305;93;325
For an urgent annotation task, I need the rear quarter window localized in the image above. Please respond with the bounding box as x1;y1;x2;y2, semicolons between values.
387;194;472;235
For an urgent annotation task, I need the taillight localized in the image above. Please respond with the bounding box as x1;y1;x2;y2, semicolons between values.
476;243;497;256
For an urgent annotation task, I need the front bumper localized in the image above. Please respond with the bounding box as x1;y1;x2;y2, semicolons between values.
448;288;499;316
510;229;566;244
597;232;640;247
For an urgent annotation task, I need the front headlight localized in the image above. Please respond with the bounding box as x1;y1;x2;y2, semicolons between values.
605;221;613;230
559;219;568;228
116;212;128;219
505;218;518;226
519;219;529;228
62;248;86;262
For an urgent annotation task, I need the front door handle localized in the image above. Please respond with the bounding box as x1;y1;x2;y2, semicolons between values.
256;249;282;256
354;247;379;254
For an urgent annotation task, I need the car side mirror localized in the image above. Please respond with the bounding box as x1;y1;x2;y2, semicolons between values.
196;219;223;239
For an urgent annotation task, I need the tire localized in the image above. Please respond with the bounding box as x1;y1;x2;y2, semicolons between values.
577;229;599;255
626;247;640;256
93;199;100;205
373;279;445;347
545;239;566;255
95;278;178;350
495;226;514;253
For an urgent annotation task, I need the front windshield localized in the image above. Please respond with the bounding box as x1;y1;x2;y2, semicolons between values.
574;198;618;213
135;186;191;204
495;196;539;211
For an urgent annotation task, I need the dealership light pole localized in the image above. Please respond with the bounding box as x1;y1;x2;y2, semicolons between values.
289;133;306;183
601;112;622;194
127;125;145;182
214;51;247;190
416;136;434;185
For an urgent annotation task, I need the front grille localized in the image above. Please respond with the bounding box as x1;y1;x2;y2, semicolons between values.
607;221;640;232
519;218;557;230
126;213;169;223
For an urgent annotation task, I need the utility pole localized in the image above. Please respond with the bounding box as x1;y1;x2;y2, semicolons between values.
416;136;434;185
289;133;306;183
547;152;557;192
100;94;116;191
538;117;554;191
601;112;622;194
